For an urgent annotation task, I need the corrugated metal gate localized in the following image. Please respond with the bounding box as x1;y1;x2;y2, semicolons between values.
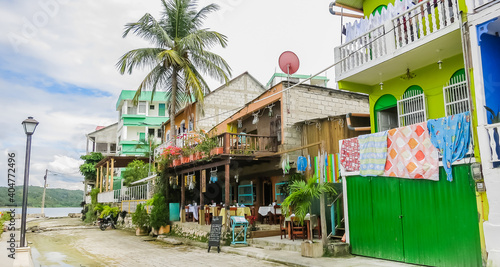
347;164;481;266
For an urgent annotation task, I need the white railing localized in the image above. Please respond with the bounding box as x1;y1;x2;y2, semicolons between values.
336;0;459;74
484;123;500;164
97;191;115;203
443;73;470;116
472;0;497;10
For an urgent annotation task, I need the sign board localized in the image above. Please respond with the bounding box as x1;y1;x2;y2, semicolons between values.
208;216;222;253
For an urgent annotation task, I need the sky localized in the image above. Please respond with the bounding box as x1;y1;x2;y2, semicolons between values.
0;0;351;191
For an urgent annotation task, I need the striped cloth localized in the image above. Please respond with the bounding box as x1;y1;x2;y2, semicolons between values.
359;131;388;176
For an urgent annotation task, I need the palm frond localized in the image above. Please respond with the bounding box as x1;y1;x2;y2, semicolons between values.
192;3;219;28
116;48;163;75
190;50;231;83
132;64;169;105
122;13;173;48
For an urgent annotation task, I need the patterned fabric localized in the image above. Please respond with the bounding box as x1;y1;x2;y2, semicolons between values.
297;156;307;172
384;122;439;180
427;111;471;181
340;137;360;171
359;131;388;176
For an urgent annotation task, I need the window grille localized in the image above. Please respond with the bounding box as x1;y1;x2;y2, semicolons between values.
397;88;427;127
443;73;470;116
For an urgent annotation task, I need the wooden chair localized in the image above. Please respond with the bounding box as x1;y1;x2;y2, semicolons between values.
291;218;306;241
312;215;321;239
279;215;288;239
204;206;212;225
229;207;237;216
185;206;193;222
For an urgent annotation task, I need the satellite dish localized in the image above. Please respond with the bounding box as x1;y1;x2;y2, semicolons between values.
278;51;300;75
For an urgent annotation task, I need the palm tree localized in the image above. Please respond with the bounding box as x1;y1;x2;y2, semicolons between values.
117;0;231;143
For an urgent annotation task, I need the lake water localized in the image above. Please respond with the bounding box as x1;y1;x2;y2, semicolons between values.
0;207;82;217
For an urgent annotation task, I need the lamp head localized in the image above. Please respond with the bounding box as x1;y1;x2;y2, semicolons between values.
22;116;39;135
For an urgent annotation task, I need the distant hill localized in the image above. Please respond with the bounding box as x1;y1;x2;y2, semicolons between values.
0;186;83;207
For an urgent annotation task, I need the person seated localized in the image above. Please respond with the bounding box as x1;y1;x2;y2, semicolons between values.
211;200;217;207
232;199;239;207
272;199;277;206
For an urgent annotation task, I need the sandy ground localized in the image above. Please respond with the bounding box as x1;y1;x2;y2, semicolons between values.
26;218;283;267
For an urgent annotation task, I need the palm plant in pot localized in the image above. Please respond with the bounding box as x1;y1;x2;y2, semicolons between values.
132;203;150;236
281;175;336;258
148;193;170;235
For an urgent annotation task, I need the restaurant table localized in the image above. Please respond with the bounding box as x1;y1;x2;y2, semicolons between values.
207;206;219;216
258;206;281;216
219;207;251;225
285;214;317;240
183;205;199;221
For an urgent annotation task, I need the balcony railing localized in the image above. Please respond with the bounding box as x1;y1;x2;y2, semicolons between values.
483;122;500;164
216;133;279;155
336;0;459;75
472;0;497;10
97;183;153;203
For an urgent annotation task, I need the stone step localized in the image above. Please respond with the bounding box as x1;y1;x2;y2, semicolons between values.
248;238;302;253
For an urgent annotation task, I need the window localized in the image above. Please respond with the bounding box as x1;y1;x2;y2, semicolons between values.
166;130;170;141
443;69;470;116
275;182;288;204
397;86;426;127
138;101;147;114
150;105;155;110
148;128;155;137
188;114;194;132
375;94;398;132
110;144;116;153
238;183;255;206
127;106;137;115
180;120;186;134
157;130;162;138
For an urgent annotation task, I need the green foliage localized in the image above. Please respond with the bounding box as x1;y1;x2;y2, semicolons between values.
117;0;231;142
0;186;83;207
485;106;500;124
0;211;12;235
99;205;120;219
281;176;336;226
122;160;150;187
83;204;98;223
195;133;218;155
279;172;306;198
79;152;104;182
149;193;170;229
132;204;150;230
90;188;99;205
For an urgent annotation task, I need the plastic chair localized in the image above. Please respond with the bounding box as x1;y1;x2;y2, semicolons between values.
185;206;193;222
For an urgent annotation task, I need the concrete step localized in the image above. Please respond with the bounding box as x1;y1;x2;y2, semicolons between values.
248;237;302;252
325;241;350;257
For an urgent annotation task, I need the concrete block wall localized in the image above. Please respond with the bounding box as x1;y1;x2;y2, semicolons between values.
281;85;369;154
196;73;265;132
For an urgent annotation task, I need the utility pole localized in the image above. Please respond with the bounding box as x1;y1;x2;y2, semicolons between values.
41;169;48;216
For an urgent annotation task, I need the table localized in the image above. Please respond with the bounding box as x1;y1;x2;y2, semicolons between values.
258;206;281;216
285;214;317;240
219;207;251;225
208;206;219;216
183;205;199;221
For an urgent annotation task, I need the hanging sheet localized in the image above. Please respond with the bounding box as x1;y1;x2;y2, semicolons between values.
340;137;360;172
359;131;388;176
427;111;471;181
384;122;439;180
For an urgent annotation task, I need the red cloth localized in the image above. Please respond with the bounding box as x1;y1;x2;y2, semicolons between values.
340;137;360;172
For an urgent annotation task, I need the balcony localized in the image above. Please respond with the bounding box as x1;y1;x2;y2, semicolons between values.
470;0;499;11
334;0;461;85
479;122;500;166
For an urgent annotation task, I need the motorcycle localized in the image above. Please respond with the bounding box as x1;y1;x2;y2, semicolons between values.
98;214;116;231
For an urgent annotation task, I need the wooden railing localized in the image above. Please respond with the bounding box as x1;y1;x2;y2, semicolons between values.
216;133;278;155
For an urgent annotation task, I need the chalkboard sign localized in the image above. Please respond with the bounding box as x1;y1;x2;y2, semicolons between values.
208;216;222;253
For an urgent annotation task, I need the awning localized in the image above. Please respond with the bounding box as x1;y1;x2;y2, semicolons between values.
131;174;157;185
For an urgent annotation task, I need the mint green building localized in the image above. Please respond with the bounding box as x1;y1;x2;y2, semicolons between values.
116;90;169;156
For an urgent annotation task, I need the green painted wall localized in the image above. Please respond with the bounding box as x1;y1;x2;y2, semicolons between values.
362;0;468;18
122;115;169;126
367;54;465;132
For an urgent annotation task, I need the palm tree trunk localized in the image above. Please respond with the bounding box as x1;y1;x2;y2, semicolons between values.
170;67;178;146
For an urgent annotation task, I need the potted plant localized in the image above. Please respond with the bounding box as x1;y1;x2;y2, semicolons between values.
132;203;150;236
281;175;336;258
195;132;219;157
160;146;182;168
149;193;170;235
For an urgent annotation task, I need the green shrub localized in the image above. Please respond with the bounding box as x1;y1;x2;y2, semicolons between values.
149;193;170;230
132;204;150;230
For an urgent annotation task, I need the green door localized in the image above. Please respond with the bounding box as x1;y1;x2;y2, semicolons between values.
347;164;481;266
139;133;145;142
159;103;166;116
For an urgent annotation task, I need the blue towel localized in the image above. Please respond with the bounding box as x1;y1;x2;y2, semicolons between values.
427;111;471;181
297;156;307;172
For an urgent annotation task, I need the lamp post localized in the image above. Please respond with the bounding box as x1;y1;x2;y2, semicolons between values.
20;116;39;247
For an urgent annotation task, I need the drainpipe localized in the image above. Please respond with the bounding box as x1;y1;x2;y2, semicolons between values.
346;113;371;131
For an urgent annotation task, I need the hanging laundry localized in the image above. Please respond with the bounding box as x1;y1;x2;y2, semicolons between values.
340;137;360;171
282;154;291;174
307;155;312;170
359;131;388;176
384;122;439;180
427;111;471;181
297;156;307;172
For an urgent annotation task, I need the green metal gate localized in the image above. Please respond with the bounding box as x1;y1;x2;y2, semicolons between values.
347;164;481;266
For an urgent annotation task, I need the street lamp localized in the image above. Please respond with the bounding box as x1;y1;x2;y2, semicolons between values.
20;116;39;247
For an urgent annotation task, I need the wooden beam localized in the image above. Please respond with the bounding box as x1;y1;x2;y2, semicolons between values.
333;2;364;14
255;141;322;158
178;158;231;175
330;11;364;19
99;166;103;193
181;174;185;223
96;168;100;193
225;163;230;231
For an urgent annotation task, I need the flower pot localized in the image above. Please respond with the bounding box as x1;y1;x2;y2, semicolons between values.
194;152;202;160
158;225;170;235
301;241;323;258
210;147;224;156
189;154;196;161
181;156;190;164
136;227;149;236
172;159;181;167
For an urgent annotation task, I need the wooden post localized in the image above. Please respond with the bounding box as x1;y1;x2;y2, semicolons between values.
319;144;328;246
106;161;110;192
100;166;104;193
199;170;205;225
224;132;230;154
181;174;185;223
110;159;114;191
225;163;230;230
96;167;100;193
